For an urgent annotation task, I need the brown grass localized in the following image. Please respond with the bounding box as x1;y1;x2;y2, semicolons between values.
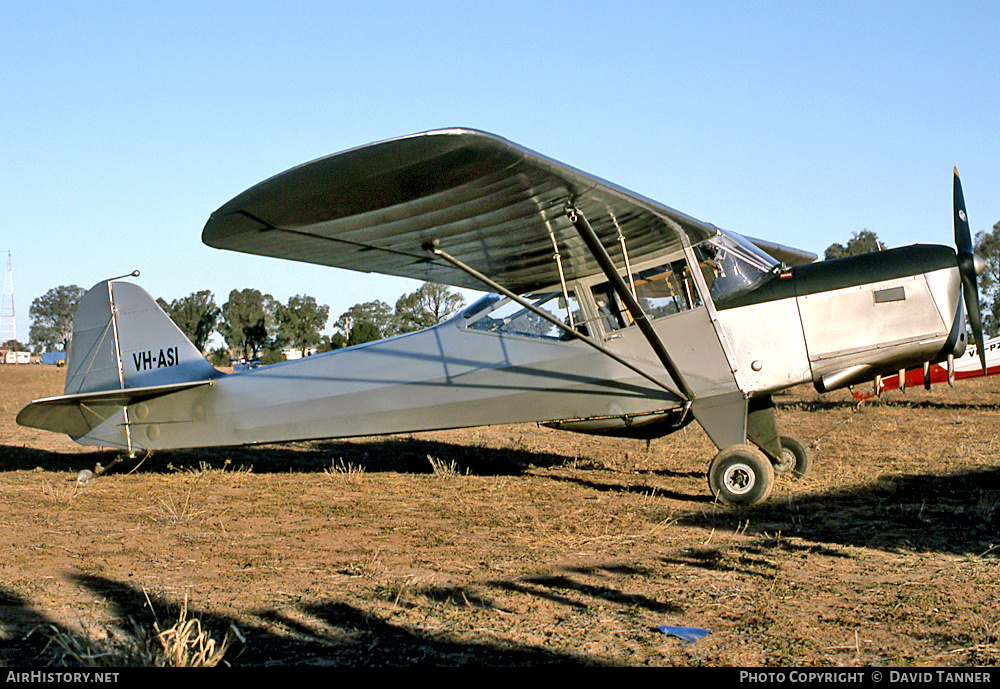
2;365;999;666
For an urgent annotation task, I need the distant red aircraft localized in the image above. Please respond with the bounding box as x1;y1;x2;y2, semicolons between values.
853;334;1000;403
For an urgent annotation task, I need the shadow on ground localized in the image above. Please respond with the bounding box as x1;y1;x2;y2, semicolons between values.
674;467;1000;557
0;568;655;667
5;438;998;559
0;436;572;477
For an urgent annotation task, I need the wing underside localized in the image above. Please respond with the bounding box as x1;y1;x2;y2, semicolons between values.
202;129;725;294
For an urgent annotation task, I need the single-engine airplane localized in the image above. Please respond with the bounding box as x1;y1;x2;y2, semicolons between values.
16;129;988;505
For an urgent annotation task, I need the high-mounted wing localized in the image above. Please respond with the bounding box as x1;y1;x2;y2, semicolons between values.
202;129;724;294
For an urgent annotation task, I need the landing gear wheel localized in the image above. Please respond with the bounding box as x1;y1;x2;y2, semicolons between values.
708;444;775;505
76;470;94;486
773;434;812;479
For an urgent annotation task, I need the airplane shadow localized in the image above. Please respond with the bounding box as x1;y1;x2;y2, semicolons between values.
542;471;710;503
5;432;997;557
783;396;1000;414
859;399;1000;412
7;439;997;559
674;466;1000;557
0;437;575;478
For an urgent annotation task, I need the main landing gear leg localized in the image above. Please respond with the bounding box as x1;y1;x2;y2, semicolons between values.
703;395;813;505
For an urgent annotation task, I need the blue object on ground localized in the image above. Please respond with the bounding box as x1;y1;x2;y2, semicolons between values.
657;626;711;642
41;351;66;365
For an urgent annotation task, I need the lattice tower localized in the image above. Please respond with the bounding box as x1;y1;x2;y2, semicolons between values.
0;251;16;350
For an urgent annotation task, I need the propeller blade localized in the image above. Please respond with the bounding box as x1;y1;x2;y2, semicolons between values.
962;271;987;374
954;168;972;253
954;168;987;374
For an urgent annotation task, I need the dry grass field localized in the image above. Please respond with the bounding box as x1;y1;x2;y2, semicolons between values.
1;364;998;667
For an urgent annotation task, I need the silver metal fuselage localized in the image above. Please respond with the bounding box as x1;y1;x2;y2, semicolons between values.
719;268;963;394
58;238;964;453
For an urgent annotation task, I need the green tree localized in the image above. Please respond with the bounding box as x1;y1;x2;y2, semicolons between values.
823;230;886;260
29;284;86;353
316;333;348;352
974;220;1000;336
219;288;275;361
334;301;393;338
208;346;231;368
277;294;330;356
347;320;381;347
156;290;219;352
260;347;287;365
392;283;466;334
2;339;25;351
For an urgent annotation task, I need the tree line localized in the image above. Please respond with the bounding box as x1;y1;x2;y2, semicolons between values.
24;282;466;365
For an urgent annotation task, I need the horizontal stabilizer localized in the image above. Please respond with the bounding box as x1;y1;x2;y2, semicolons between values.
16;380;213;437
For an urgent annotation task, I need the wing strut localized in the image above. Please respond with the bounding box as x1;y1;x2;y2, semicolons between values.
566;205;695;401
547;223;576;329
423;240;688;404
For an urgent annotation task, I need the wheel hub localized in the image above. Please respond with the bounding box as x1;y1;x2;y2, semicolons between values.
774;448;795;474
723;462;756;495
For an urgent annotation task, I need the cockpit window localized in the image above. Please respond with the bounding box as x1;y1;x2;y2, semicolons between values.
462;294;502;320
695;232;780;304
461;231;780;340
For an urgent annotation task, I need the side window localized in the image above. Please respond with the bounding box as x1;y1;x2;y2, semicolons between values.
466;291;583;340
634;259;702;317
589;283;628;333
589;257;703;334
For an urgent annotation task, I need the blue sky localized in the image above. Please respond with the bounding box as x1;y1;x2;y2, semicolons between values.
2;1;998;345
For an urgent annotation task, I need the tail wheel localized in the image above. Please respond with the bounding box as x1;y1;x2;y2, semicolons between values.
708;444;774;505
773;434;812;479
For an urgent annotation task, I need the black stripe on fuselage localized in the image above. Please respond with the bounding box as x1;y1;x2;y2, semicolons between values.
714;244;957;311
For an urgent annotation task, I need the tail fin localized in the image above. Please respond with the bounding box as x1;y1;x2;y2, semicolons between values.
17;280;219;449
66;280;217;395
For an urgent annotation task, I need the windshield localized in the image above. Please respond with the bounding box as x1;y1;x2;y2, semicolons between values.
695;231;780;303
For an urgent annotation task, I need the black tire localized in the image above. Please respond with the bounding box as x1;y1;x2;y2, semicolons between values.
773;434;812;479
708;444;775;505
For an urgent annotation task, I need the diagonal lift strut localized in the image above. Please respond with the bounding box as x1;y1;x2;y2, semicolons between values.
566;206;695;401
422;240;687;404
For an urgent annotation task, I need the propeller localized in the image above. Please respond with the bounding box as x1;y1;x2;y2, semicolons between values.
953;168;988;374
